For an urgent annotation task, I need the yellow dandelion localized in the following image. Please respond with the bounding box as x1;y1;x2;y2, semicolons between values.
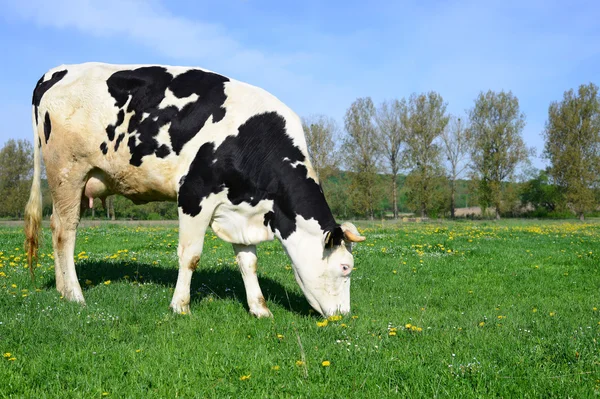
351;315;359;320
479;322;485;327
532;308;537;313
239;374;251;381
276;334;284;339
10;284;16;288
8;357;16;361
135;349;141;353
327;315;342;322
340;323;347;328
316;320;328;327
388;331;397;336
549;312;556;317
104;280;111;285
322;360;331;367
295;360;304;366
271;365;280;371
405;323;412;329
3;353;11;358
102;392;109;397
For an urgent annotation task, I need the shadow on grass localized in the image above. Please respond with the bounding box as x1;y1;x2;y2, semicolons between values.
43;260;314;316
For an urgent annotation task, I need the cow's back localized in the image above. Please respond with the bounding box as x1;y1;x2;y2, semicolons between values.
34;62;311;204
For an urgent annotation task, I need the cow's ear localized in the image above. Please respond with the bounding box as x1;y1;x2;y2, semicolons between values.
324;227;344;248
341;222;366;243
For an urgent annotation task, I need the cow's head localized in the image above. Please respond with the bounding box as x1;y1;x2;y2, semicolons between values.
284;220;365;317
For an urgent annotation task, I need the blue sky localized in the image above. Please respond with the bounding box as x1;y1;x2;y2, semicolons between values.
1;0;599;170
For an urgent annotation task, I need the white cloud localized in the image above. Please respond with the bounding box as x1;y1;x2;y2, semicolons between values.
8;0;277;68
3;0;353;126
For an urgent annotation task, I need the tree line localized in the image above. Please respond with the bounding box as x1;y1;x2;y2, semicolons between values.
1;83;599;221
306;84;600;221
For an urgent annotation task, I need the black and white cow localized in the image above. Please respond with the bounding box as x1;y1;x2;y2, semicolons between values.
24;63;365;317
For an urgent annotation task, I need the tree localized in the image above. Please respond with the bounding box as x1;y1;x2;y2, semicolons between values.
375;99;407;219
404;92;449;217
520;169;560;214
543;83;600;221
468;90;529;219
302;115;340;182
441;116;472;218
0;139;34;218
322;172;352;219
342;97;381;219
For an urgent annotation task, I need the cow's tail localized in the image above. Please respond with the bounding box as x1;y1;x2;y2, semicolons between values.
24;108;43;282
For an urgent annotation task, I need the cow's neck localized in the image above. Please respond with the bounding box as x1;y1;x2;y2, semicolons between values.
278;215;327;268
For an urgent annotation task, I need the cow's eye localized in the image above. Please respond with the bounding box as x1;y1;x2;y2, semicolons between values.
340;264;352;276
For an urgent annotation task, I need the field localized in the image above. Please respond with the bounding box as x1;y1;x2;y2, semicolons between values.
0;220;599;398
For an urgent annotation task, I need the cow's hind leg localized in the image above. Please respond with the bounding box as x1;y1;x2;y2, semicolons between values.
50;188;85;303
170;210;211;314
233;244;272;318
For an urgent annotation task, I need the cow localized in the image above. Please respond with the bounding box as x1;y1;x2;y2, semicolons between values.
24;63;365;318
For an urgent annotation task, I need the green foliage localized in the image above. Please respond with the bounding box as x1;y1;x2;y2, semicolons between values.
301;115;340;182
404;92;449;217
520;169;561;213
405;167;449;217
469;90;530;219
1;220;599;397
441;116;472;218
375;99;408;218
543;83;600;220
0;139;33;218
342;97;383;219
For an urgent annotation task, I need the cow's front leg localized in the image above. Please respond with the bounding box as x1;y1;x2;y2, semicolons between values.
233;244;272;318
170;211;209;314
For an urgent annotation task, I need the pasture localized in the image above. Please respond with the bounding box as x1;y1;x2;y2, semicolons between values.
0;220;599;397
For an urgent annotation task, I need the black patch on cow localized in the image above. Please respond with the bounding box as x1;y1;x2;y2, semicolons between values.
106;110;124;141
167;69;229;153
100;142;108;155
114;133;125;151
178;111;338;240
43;112;52;143
32;70;68;125
156;144;171;158
105;66;229;166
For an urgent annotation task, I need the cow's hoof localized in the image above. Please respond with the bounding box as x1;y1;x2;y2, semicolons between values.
250;306;273;318
170;302;191;315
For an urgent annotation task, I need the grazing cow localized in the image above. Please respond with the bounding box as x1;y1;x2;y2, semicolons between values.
24;63;365;317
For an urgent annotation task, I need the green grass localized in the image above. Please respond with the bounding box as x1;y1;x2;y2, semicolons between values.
1;220;599;398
